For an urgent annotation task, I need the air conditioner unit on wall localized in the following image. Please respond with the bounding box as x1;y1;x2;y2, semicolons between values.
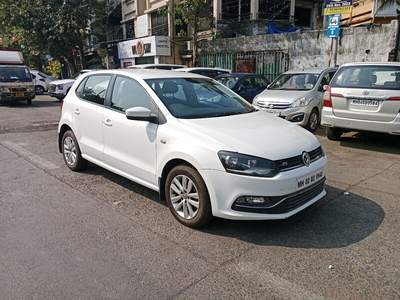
186;41;191;51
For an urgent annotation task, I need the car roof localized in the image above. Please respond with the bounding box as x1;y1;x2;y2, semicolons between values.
79;69;209;80
283;67;338;74
127;64;187;69
175;67;231;72
216;73;264;77
340;62;400;67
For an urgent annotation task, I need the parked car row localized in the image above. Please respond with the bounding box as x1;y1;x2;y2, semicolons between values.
56;61;400;228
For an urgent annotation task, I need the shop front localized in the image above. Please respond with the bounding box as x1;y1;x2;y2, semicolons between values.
117;36;172;68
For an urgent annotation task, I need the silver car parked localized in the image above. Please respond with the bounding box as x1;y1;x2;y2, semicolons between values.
321;62;400;140
252;67;337;132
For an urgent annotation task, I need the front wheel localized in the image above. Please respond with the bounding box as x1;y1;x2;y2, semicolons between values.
305;108;319;132
62;130;89;171
165;165;213;228
326;127;343;140
27;98;32;105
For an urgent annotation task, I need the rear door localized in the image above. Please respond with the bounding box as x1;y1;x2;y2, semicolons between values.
330;65;400;122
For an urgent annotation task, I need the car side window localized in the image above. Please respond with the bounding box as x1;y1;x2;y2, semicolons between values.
254;77;268;87
80;75;111;105
241;78;254;89
111;76;151;112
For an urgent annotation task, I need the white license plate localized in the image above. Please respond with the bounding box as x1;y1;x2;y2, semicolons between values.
296;168;324;190
350;99;379;106
264;109;281;116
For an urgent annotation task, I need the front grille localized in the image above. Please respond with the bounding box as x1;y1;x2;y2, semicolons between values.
232;178;325;214
48;85;56;92
10;87;27;92
274;146;324;171
257;100;291;110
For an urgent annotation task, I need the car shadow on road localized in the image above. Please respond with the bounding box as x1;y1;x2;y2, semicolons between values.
200;184;385;249
0;98;61;108
314;126;400;155
74;164;385;249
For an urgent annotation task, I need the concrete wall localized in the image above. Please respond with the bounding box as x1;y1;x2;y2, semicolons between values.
199;20;399;69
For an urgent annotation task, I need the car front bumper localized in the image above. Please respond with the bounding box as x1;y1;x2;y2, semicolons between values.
200;156;328;220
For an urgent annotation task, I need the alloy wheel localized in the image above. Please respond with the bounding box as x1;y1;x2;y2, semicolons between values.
169;174;199;220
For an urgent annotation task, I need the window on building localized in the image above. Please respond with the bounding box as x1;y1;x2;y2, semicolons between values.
125;20;135;38
258;0;291;20
151;12;168;36
222;0;251;20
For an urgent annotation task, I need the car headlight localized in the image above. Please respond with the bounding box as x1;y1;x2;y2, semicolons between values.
218;151;280;178
291;96;313;108
57;84;64;90
252;95;259;105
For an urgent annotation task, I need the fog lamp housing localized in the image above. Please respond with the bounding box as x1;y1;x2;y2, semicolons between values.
235;196;270;204
288;113;304;123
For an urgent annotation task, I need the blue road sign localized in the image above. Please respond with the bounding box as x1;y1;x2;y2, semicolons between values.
327;14;340;38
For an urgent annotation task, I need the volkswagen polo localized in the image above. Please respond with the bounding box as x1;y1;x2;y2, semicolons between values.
58;69;328;227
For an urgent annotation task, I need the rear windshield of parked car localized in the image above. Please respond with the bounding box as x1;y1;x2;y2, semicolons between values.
331;65;400;90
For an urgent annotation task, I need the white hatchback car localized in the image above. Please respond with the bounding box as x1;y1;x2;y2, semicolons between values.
321;62;400;140
252;67;337;132
58;69;328;227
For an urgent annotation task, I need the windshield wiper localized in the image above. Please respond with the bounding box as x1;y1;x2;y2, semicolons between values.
211;111;243;117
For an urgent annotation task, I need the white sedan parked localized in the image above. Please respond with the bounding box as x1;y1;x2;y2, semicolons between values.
58;69;328;227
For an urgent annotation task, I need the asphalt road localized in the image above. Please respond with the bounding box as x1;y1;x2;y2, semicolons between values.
0;95;399;299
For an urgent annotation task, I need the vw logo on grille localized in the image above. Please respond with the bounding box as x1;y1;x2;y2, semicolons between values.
362;90;369;95
302;151;311;166
269;104;274;109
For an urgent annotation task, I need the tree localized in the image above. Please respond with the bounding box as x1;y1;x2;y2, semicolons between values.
0;0;108;74
159;0;215;66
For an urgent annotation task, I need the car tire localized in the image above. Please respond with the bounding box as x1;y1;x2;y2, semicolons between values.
35;86;45;95
306;108;319;132
62;130;89;171
27;98;32;105
326;127;343;140
165;165;213;228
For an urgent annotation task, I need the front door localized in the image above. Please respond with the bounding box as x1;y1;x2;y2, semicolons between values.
102;76;158;188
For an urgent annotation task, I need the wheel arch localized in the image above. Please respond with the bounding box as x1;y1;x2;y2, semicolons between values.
58;124;72;153
158;158;196;202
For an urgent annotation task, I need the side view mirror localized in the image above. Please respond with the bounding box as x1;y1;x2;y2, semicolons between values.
125;107;159;124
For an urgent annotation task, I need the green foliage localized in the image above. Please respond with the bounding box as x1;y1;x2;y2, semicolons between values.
46;60;62;78
0;0;108;72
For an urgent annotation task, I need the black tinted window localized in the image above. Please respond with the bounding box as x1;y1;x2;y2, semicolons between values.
80;75;111;104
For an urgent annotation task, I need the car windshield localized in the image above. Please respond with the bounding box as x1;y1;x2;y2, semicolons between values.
215;76;239;89
268;73;319;90
0;66;32;82
330;65;400;90
145;78;256;119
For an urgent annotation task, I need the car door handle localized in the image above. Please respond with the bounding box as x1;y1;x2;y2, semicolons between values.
74;108;80;115
103;119;113;127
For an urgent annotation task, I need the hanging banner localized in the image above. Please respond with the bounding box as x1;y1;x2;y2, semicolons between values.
324;0;353;15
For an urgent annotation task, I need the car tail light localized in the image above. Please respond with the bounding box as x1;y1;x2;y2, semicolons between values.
323;86;332;107
387;97;400;101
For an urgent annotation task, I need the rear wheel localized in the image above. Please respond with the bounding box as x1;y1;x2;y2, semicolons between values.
62;130;89;171
305;108;319;132
165;165;213;228
35;86;45;95
327;127;343;140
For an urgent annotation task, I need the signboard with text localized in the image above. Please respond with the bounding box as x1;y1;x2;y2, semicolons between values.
327;14;340;38
324;0;353;15
117;36;171;59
